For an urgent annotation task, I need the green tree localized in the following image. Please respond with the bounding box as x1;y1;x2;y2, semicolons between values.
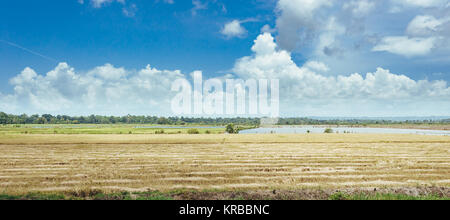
157;117;169;125
226;124;235;134
324;128;334;134
36;117;48;124
42;114;53;123
89;115;97;124
0;112;8;125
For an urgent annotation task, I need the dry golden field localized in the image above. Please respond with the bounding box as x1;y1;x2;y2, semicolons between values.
0;133;449;195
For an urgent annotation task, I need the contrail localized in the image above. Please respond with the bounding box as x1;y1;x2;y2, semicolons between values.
0;39;58;63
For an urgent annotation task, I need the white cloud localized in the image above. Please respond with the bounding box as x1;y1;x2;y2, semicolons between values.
304;61;330;72
391;0;449;8
277;0;333;18
372;36;437;57
122;3;137;17
407;15;449;37
1;33;450;116
191;0;208;16
233;33;450;115
79;0;136;17
87;63;127;80
273;0;371;57
79;0;137;17
80;0;126;8
275;0;335;51
221;20;247;38
343;0;376;17
250;32;278;55
261;24;276;34
316;17;346;57
271;0;450;62
3;63;186;115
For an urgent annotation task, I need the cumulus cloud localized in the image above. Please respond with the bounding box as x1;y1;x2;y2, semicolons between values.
233;33;450;115
87;63;127;80
261;24;276;34
316;17;346;57
389;0;450;13
304;61;330;73
3;63;186;115
1;33;450;116
273;0;375;58
221;20;247;38
272;0;450;63
391;0;449;8
372;6;450;57
275;0;334;51
407;15;450;37
372;36;437;57
343;0;376;17
234;33;446;99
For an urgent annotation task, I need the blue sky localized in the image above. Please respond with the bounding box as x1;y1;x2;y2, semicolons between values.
1;0;450;116
0;0;275;84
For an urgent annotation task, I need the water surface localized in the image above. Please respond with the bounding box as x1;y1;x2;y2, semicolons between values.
240;126;450;135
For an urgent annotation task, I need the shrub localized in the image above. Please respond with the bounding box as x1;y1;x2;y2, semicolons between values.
155;129;165;134
226;124;235;134
187;129;200;134
329;192;349;200
205;130;211;134
324;128;334;134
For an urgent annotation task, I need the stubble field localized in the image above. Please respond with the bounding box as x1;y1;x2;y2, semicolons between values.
0;133;449;199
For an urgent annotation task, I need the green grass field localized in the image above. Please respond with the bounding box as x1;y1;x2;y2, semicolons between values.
0;124;227;135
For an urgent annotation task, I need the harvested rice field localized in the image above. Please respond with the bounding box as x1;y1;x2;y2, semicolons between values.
0;133;449;199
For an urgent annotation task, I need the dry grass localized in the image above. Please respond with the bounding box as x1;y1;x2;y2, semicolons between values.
0;134;449;194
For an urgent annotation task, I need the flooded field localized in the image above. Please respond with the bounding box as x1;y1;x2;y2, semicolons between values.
240;126;450;135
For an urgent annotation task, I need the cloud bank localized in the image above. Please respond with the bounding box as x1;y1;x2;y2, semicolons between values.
233;33;450;116
1;63;186;115
272;0;450;59
1;33;449;116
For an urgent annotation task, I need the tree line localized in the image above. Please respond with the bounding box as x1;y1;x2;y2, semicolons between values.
0;112;260;125
0;112;448;125
277;118;450;125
